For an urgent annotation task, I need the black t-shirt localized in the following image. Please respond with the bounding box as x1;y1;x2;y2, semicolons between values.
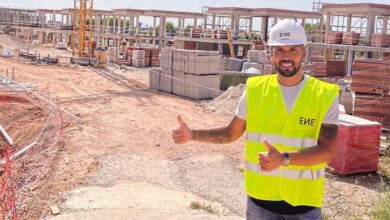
249;196;316;215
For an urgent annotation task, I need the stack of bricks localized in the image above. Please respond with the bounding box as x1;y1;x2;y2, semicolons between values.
132;50;145;68
159;48;174;93
217;30;227;39
352;59;390;129
370;34;390;47
150;49;160;67
342;32;360;45
325;32;343;44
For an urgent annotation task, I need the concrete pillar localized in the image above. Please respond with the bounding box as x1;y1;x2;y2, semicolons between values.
123;16;127;34
383;16;388;34
230;15;235;30
182;18;185;29
152;16;157;44
203;17;207;29
301;18;305;26
261;16;269;41
129;16;134;34
325;12;331;39
153;16;157;36
249;17;253;33
136;15;140;34
118;16;121;34
212;14;216;29
234;15;240;35
366;12;376;45
178;17;182;30
113;16;116;33
194;18;197;28
159;16;165;49
346;14;352;32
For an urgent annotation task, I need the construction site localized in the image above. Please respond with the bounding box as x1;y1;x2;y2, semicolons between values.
0;0;389;219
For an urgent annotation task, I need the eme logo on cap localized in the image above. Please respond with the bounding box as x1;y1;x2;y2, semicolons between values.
279;32;291;39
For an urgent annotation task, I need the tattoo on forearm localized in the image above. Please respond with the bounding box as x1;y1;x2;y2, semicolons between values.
192;129;232;144
320;124;338;141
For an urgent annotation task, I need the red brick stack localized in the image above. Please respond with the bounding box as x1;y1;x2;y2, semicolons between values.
370;34;390;47
342;32;360;45
352;59;390;129
325;32;343;44
329;114;381;175
150;49;160;67
310;62;327;77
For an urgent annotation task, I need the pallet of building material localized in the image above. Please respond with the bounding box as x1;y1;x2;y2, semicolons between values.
172;72;186;96
222;57;243;72
352;69;390;95
342;32;360;45
184;41;197;50
190;28;202;38
242;62;264;73
172;72;220;99
151;49;160;67
173;50;221;75
126;47;133;64
217;30;227;39
370;34;390;47
353;93;390;128
325;32;343;44
160;48;174;70
204;29;212;38
149;68;161;91
132;58;145;68
107;47;118;63
310;62;327;77
247;50;269;64
144;49;151;67
185;74;221;99
160;69;173;93
211;29;218;39
328;114;381;175
353;58;390;71
326;60;346;76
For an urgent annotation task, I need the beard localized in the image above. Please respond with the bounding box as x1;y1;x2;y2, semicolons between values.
275;61;301;77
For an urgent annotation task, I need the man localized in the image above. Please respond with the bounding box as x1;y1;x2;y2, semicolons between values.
172;19;339;220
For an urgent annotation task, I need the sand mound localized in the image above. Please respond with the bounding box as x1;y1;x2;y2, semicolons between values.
202;84;246;116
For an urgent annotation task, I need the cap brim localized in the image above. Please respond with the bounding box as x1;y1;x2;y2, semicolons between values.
267;40;306;46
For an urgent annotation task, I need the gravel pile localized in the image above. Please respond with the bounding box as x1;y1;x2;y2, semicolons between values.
202;84;246;115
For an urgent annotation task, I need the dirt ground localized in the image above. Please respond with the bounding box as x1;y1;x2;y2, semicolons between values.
0;36;389;220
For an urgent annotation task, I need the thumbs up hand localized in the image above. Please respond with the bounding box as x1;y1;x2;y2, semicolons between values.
172;115;193;144
259;139;284;171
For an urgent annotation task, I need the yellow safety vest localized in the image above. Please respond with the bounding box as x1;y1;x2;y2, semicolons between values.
245;74;339;207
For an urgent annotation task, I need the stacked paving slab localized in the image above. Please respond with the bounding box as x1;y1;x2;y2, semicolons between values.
149;48;221;99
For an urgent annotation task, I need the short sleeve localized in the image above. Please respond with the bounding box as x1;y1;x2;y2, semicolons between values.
235;89;247;120
322;96;339;125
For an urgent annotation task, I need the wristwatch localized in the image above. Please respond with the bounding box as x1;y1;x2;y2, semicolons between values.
282;152;290;166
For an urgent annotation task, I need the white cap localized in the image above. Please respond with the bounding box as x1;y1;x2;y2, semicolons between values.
268;19;307;46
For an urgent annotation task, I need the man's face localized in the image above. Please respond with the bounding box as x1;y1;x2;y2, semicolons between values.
271;45;306;78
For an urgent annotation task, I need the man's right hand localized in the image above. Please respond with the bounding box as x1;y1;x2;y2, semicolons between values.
172;115;192;144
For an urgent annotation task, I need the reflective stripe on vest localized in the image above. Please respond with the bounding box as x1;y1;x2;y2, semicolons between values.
246;161;325;180
246;132;318;148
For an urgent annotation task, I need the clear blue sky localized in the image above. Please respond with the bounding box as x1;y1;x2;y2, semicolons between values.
1;0;389;12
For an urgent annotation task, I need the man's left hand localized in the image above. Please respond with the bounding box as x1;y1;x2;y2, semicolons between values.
259;139;284;171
